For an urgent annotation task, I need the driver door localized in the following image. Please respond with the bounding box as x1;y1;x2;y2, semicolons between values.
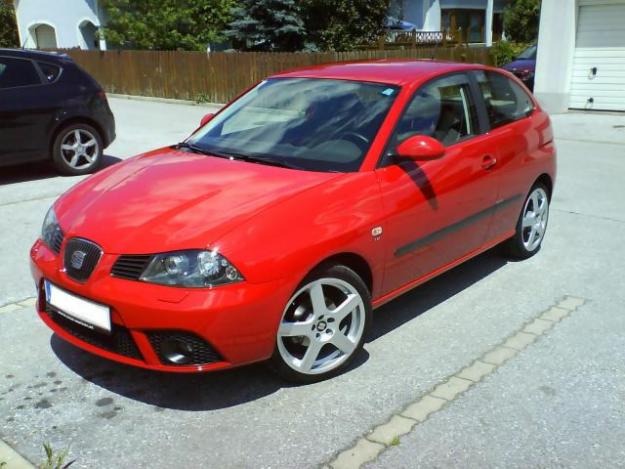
376;73;500;295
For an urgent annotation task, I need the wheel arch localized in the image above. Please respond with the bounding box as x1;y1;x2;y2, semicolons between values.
535;173;553;200
310;252;373;295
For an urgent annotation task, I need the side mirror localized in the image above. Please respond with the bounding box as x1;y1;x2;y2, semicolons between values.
200;113;215;127
395;135;445;161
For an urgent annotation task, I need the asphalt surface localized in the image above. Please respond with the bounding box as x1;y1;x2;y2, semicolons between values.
1;98;624;468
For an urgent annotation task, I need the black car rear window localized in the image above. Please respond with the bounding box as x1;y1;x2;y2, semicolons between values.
0;57;41;89
37;61;62;83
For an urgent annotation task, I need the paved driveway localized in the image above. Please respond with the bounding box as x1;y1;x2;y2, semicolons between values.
1;99;624;468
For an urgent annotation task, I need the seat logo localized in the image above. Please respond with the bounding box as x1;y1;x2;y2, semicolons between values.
70;250;87;270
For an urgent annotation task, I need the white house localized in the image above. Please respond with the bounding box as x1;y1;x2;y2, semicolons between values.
535;0;625;113
389;0;511;46
13;0;106;50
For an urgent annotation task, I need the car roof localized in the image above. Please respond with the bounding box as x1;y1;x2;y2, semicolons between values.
271;59;491;86
0;48;70;62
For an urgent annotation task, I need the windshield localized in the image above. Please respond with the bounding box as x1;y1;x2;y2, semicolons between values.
187;78;399;172
517;45;537;60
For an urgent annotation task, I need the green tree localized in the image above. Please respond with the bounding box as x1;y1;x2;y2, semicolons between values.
301;0;390;51
100;0;235;50
503;0;540;43
0;0;19;48
225;0;306;51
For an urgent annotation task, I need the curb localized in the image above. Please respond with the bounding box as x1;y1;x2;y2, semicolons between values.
107;93;224;108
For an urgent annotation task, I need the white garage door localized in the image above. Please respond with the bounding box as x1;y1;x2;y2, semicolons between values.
569;2;625;111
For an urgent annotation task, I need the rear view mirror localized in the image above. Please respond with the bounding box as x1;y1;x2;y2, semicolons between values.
396;135;445;161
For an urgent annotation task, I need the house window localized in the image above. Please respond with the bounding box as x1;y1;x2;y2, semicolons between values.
441;9;485;43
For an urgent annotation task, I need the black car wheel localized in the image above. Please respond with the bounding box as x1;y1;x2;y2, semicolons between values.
52;124;103;175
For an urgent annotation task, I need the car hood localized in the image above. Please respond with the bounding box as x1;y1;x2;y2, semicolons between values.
54;148;340;254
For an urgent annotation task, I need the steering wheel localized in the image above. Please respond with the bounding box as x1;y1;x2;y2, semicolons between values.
339;131;370;149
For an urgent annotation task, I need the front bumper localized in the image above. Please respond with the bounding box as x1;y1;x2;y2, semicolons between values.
30;239;292;373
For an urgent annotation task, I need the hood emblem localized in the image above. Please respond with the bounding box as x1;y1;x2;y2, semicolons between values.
70;250;87;270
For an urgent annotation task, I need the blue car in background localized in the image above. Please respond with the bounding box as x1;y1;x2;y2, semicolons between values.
502;44;537;91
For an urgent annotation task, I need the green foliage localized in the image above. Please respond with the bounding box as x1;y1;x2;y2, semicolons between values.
225;0;306;51
100;0;235;51
226;0;390;52
503;0;540;43
0;0;19;48
302;0;390;51
490;40;531;67
39;442;74;469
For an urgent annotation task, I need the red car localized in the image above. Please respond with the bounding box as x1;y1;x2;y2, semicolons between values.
30;60;555;382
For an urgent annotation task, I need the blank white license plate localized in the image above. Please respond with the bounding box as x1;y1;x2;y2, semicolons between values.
44;280;111;333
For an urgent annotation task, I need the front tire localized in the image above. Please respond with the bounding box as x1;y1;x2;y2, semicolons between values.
52;124;103;175
505;183;550;259
270;264;372;383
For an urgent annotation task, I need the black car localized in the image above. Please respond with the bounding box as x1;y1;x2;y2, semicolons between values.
0;49;115;175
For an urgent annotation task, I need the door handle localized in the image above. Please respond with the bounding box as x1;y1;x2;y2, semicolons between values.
481;155;497;170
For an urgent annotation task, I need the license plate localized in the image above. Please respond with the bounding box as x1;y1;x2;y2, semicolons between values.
44;280;111;333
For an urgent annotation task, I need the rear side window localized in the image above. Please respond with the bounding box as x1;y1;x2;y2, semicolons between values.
0;57;41;89
475;71;534;128
37;61;61;83
392;74;478;148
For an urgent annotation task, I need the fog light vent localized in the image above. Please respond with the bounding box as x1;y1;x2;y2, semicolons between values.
148;331;223;366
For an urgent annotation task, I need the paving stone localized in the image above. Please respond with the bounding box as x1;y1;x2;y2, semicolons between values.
367;415;416;445
540;306;570;322
523;318;554;335
482;346;517;366
558;296;586;311
0;303;20;314
401;395;447;422
503;331;537;351
17;297;37;307
331;438;385;469
430;376;473;401
456;360;496;382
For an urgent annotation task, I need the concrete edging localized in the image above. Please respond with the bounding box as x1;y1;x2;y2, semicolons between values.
107;93;223;108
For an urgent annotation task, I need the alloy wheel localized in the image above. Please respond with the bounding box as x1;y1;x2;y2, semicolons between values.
60;129;99;170
521;187;549;251
277;277;366;376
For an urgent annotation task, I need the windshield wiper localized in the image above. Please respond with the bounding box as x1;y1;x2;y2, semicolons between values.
176;142;300;169
236;154;301;170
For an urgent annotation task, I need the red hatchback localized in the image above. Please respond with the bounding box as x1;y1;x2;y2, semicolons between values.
30;60;555;382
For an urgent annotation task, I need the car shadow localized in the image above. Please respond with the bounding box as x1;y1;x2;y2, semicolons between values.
50;334;370;411
368;249;507;342
50;249;506;411
0;154;122;185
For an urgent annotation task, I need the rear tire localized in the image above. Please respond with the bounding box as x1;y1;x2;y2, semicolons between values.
52;123;103;175
270;264;372;383
504;182;550;259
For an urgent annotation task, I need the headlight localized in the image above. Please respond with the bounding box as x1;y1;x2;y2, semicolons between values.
41;207;62;251
140;250;243;288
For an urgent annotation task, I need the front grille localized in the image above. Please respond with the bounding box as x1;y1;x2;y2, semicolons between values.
148;331;223;366
46;306;142;360
111;255;152;280
63;238;102;282
50;227;64;254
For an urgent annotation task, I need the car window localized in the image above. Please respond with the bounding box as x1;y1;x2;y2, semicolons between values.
0;57;41;89
391;75;478;149
37;61;61;83
475;71;534;129
517;45;537;60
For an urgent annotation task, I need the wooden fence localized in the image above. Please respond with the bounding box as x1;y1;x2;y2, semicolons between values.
62;47;492;103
